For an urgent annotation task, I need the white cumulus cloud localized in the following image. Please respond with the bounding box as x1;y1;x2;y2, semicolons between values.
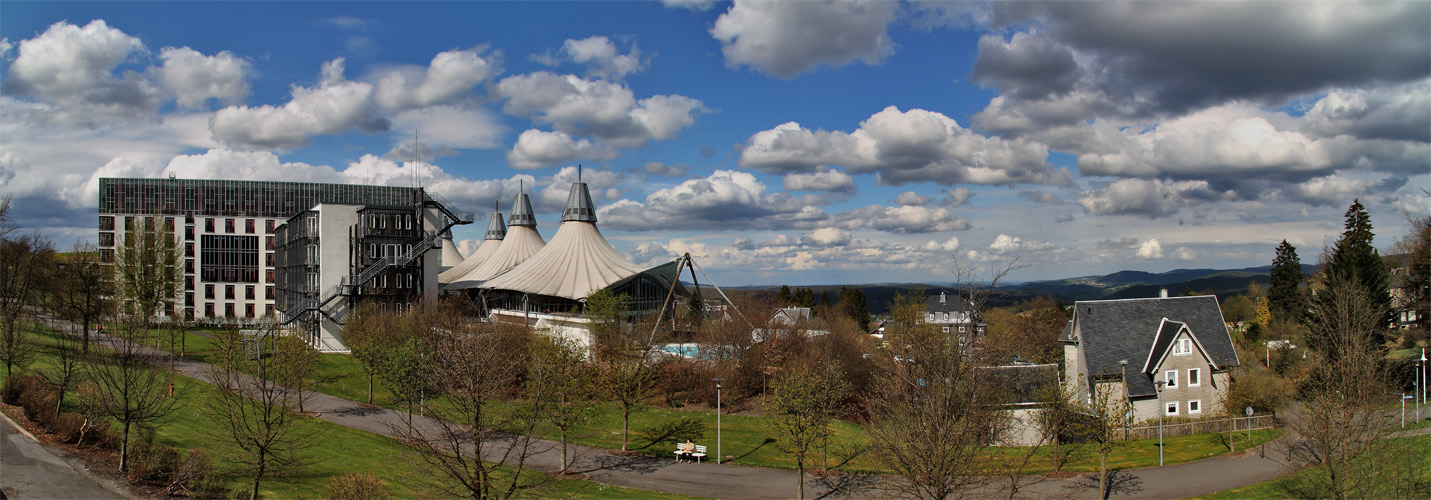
710;0;897;78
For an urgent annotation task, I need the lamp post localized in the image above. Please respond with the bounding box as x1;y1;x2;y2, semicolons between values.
1155;380;1166;467
713;378;725;464
1419;349;1426;421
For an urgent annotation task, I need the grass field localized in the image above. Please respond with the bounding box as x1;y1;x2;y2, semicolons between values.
1192;431;1431;499
14;321;696;499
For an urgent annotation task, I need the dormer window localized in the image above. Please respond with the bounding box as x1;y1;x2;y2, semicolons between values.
1173;338;1192;355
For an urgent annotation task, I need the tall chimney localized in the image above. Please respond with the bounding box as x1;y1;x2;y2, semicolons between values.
1159;288;1169;298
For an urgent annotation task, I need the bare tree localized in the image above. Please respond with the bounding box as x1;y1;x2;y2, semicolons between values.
85;321;182;472
529;335;597;474
764;357;849;500
342;303;393;404
204;328;319;500
1281;275;1414;499
0;232;53;375
868;293;1012;500
114;213;180;321
51;241;113;353
589;290;665;451
390;305;549;499
41;331;86;416
1078;376;1134;500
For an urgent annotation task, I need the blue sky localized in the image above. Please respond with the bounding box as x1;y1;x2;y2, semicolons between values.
2;1;1427;286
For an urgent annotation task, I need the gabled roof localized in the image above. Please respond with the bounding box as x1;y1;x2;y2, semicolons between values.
1069;295;1239;397
924;292;977;314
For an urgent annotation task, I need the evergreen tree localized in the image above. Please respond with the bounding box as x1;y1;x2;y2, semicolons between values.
1268;240;1305;322
777;285;793;307
1320;200;1393;346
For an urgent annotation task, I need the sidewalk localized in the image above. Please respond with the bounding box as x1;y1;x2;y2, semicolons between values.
1;410;132;500
44;317;1353;499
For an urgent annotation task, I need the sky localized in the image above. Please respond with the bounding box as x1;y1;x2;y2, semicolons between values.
1;1;1427;287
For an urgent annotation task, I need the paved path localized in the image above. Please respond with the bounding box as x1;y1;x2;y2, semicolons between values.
40;317;1431;499
0;411;131;500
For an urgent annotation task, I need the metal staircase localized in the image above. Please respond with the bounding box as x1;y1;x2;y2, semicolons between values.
279;191;471;325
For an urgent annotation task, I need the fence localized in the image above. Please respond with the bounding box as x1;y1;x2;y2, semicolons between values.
1118;414;1278;441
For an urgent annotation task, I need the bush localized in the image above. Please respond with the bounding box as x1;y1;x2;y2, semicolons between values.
55;412;85;443
171;448;222;498
20;386;59;432
2;372;27;404
326;472;391;500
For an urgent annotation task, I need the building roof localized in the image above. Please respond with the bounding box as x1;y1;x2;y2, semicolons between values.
479;182;645;300
440;235;464;268
438;211;506;284
925;292;977;314
1067;295;1239;398
443;193;545;289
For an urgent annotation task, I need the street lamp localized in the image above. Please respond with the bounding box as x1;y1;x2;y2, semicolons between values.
1419;349;1426;422
1155;380;1166;467
713;378;725;464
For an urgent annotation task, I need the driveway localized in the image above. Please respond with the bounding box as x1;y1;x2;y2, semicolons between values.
0;412;131;500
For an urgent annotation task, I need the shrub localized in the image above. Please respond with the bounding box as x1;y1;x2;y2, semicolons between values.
2;372;26;404
326;472;391;500
55;412;85;443
20;386;59;431
171;448;221;498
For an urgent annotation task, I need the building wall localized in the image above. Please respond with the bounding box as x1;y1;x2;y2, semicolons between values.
98;178;423;325
1145;329;1228;421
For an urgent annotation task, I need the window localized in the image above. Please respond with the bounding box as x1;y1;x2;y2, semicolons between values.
245;304;254;318
246;285;255;300
225;219;234;233
1165;370;1178;388
246;219;254;234
205;218;214;232
369;244;376;258
942;327;950;333
99;216;115;230
225;303;235;318
205;303;214;317
958;326;966;333
225;285;234;300
1166;401;1179;416
1188;400;1202;414
205;284;214;298
185;276;193;291
1188;368;1201;387
927;314;934;322
185;226;194;240
265;220;275;233
99;233;114;246
266;286;274;300
1173;338;1192;355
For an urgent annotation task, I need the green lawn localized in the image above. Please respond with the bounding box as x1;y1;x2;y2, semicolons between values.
14;321;697;499
130;325;1285;476
1193;431;1431;499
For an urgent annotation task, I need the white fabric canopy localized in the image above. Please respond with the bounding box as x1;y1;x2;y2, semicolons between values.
440;237;464;268
439;237;501;283
479;221;645;300
445;225;546;289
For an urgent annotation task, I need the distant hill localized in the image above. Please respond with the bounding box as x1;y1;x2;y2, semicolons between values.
703;264;1318;316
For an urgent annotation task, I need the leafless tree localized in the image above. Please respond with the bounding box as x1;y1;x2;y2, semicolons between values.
1077;377;1134;500
113;213;181;321
204;328;319;500
41;330;86;417
589;290;666;451
85;321;182;472
868;293;1012;500
1280;275;1419;499
50;241;113;353
0;232;53;375
764;356;849;500
389;306;550;500
342;303;395;404
529;335;597;474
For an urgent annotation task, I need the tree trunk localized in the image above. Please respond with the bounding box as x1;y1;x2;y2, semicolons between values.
622;409;630;451
250;458;264;500
560;432;569;474
366;372;373;404
119;421;131;472
796;459;805;500
82;318;90;354
1098;451;1108;500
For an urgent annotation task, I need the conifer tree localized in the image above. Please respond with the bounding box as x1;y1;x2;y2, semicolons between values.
1319;200;1393;348
1268;240;1305;322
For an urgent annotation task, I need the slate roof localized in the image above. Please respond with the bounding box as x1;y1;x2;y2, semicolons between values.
1067;295;1239;398
925;292;977;314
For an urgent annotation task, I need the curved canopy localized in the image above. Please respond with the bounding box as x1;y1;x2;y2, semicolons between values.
479;220;645;300
439;212;506;284
480;182;643;300
440;236;464;268
446;225;545;289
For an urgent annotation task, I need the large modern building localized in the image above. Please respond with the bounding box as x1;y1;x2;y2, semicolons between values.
97;177;467;329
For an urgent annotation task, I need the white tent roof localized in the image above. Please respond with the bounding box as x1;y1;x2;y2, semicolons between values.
446;225;545;289
439;211;507;284
479;221;645;300
480;182;644;300
440;236;464;268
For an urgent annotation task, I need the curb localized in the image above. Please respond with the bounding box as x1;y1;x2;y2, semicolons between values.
0;406;39;442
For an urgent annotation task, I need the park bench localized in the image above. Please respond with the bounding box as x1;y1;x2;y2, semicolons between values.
673;444;708;462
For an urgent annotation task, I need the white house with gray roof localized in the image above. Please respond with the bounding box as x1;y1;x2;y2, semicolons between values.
1060;294;1240;423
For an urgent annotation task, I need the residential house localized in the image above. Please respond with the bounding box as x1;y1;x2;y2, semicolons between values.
1060;293;1240;423
922;291;987;337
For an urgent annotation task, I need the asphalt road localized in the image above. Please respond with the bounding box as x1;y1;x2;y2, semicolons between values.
0;412;130;500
